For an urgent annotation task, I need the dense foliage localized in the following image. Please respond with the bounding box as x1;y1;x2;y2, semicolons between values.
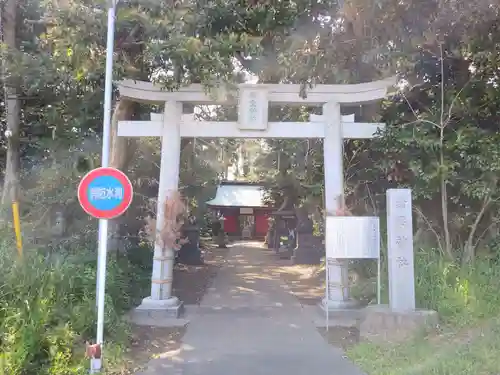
0;234;150;374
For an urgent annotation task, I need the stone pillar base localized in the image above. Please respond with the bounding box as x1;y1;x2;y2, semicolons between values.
279;250;293;259
320;297;361;311
306;305;364;328
359;305;438;343
177;249;204;265
130;296;184;325
215;233;227;248
291;247;322;265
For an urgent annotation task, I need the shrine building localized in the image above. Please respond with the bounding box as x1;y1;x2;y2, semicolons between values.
206;181;273;240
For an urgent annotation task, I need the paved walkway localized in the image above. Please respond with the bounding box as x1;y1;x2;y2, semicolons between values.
137;242;365;375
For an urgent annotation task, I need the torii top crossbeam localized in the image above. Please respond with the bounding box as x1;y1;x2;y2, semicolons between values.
118;77;396;105
117;78;396;136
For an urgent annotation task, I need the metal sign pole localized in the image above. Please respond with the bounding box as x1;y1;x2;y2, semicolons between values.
377;253;381;305
91;1;116;373
326;259;329;332
376;221;381;305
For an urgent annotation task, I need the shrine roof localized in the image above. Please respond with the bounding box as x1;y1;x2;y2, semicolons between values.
206;181;267;208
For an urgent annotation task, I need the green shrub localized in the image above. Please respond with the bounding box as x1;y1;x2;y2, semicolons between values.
0;237;148;375
414;248;500;326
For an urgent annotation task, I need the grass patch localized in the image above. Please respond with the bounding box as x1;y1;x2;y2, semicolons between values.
347;248;500;375
349;318;500;375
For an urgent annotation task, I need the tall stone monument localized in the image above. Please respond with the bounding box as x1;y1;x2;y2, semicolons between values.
386;189;415;311
359;188;438;342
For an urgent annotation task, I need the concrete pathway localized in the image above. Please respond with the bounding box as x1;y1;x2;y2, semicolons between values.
136;242;365;375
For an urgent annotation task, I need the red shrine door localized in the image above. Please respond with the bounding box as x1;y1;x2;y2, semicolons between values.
223;214;238;234
254;213;269;237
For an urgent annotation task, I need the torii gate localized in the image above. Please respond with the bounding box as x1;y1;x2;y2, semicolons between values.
117;78;395;317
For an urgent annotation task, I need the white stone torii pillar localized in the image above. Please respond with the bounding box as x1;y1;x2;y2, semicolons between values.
117;78;395;318
134;101;184;317
322;103;353;307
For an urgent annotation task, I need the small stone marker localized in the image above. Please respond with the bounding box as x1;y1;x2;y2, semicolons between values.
386;189;415;311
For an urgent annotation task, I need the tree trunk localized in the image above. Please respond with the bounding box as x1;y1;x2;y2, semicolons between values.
108;99;137;253
222;143;230;179
462;194;491;264
236;142;244;177
439;135;453;260
1;0;20;205
110;99;137;169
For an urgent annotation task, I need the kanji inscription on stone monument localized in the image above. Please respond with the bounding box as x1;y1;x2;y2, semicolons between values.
387;188;415;311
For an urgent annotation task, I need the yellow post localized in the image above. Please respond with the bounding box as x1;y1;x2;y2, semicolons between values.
12;201;23;257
